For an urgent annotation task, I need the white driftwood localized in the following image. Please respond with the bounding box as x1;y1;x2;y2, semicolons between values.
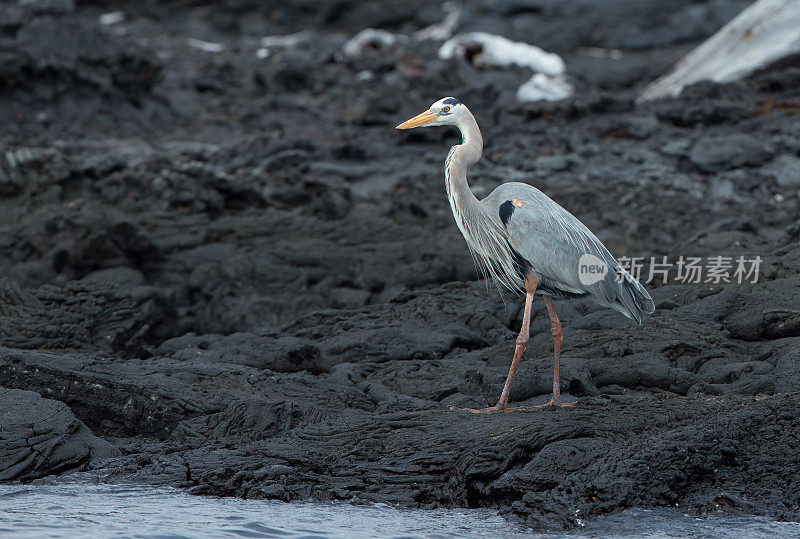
638;0;800;102
439;32;573;102
439;32;565;76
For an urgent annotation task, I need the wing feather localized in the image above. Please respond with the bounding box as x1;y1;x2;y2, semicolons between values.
484;183;655;322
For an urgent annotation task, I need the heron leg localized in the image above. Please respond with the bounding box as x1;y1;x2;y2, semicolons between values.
492;287;534;409
451;275;537;414
544;295;570;407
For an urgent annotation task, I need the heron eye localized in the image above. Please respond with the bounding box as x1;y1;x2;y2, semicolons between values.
442;106;450;113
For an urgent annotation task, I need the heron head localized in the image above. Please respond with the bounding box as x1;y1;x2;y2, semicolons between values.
396;97;463;130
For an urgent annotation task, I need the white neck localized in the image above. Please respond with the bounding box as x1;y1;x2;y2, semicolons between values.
445;108;483;213
454;108;483;166
442;107;520;292
444;108;486;252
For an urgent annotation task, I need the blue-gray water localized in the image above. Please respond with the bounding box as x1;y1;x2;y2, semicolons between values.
1;482;798;538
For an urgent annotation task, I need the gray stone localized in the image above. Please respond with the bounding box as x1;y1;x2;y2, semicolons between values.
18;0;74;15
763;154;800;187
0;387;118;481
689;134;771;172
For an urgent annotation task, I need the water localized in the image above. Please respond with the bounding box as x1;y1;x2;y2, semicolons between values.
0;482;798;538
583;509;800;538
0;483;524;539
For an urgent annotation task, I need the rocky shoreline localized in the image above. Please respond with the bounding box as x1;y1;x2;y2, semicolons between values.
1;0;799;529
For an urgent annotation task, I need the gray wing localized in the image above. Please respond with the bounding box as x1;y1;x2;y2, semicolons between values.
484;183;655;323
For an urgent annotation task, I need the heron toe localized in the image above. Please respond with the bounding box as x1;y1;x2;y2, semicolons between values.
449;404;517;414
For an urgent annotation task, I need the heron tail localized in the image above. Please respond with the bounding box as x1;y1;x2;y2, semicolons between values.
610;267;655;324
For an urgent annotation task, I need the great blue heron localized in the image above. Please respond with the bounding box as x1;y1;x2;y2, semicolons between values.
396;97;654;413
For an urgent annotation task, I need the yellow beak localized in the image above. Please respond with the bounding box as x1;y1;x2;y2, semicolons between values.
396;110;438;130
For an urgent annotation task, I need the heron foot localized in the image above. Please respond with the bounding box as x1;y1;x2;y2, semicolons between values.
448;404;527;414
520;398;576;410
449;396;577;414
